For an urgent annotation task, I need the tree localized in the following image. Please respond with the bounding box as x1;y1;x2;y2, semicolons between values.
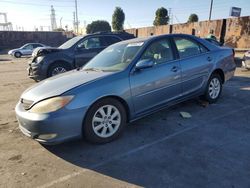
153;7;169;26
86;20;111;34
188;14;199;23
112;7;125;31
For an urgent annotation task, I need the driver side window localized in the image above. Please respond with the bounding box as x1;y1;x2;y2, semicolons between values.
24;44;33;50
140;39;174;65
77;37;101;49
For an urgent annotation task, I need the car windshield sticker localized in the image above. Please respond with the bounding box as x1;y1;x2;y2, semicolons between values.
127;42;144;47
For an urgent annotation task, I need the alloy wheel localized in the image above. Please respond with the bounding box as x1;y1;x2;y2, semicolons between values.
51;67;67;76
92;105;121;138
208;77;221;99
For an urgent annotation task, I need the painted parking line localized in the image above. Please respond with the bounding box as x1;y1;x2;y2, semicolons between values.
37;105;250;188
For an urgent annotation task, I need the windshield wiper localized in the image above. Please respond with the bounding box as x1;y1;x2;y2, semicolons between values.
83;68;103;72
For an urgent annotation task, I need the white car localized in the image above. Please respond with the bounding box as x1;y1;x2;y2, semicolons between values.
242;51;250;70
8;43;48;58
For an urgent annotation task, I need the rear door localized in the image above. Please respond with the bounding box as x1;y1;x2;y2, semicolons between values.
173;37;212;95
75;36;105;67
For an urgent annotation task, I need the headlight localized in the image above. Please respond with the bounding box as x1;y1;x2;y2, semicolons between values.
35;56;44;63
29;96;74;114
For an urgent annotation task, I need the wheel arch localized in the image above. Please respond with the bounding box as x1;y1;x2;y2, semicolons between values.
47;60;73;77
82;95;131;130
211;68;225;84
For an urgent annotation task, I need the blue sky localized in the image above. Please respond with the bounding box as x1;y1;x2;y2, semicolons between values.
1;0;250;31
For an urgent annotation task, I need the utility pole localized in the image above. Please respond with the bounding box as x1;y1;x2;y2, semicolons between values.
60;17;63;28
75;0;79;34
50;5;57;30
168;8;173;24
73;12;75;31
209;0;213;21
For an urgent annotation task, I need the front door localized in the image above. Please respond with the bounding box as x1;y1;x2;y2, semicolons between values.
21;44;33;55
130;38;182;115
75;37;105;67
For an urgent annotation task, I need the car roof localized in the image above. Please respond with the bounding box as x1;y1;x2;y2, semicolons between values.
111;33;219;51
24;43;44;45
79;31;135;40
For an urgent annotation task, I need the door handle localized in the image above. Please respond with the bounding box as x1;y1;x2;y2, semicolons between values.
207;56;212;62
171;66;179;72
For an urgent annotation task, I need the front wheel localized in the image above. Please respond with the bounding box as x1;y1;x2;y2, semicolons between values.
83;98;127;144
14;52;22;58
204;74;222;103
47;63;70;78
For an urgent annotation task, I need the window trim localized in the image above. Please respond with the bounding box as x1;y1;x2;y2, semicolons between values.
137;37;177;66
172;36;210;60
75;36;105;50
101;35;122;47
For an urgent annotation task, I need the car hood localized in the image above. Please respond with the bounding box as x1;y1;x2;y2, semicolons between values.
32;47;62;57
8;48;19;53
21;69;113;103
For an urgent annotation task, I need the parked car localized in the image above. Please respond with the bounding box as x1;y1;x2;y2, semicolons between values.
15;34;236;145
28;32;135;81
242;50;250;70
8;43;48;58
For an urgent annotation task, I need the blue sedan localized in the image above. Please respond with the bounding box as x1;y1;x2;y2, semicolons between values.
15;34;236;144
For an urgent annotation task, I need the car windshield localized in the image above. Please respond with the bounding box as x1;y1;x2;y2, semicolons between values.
83;41;144;72
59;36;83;49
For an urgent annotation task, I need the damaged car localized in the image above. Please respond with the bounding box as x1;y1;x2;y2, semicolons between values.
28;32;135;81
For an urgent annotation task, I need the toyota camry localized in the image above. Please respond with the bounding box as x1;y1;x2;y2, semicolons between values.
15;34;236;144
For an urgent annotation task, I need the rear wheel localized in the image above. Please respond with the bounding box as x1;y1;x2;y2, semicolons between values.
204;74;222;103
14;52;22;58
83;98;127;144
47;63;70;78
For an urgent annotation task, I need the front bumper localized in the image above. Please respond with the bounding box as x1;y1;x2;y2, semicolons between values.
28;60;46;81
15;101;85;144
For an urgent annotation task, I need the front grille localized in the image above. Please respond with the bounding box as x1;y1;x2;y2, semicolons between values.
21;98;34;110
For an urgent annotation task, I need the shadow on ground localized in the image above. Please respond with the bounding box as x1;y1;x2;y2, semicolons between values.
42;74;250;187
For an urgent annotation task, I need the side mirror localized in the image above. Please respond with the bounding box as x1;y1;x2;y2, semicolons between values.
135;59;154;70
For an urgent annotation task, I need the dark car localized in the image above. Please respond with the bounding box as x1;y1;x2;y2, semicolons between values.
28;32;135;81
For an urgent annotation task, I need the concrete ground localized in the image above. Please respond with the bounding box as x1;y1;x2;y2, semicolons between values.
0;54;250;188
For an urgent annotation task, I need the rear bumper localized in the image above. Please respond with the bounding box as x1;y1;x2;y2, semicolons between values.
15;101;85;145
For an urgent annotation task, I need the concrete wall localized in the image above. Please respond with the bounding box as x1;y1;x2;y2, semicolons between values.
126;16;250;48
0;31;74;50
224;16;250;48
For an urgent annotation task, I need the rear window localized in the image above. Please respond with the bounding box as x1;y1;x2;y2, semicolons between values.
102;36;121;46
174;37;208;59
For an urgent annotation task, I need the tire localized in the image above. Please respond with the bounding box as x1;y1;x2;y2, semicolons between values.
204;74;222;103
14;52;22;58
47;63;70;78
83;98;127;144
